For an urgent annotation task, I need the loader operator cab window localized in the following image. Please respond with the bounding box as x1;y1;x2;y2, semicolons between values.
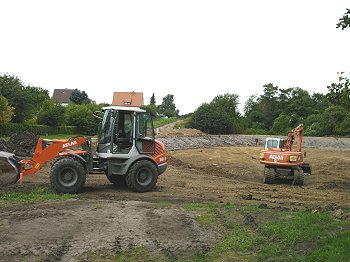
98;109;114;144
136;113;155;154
112;111;133;154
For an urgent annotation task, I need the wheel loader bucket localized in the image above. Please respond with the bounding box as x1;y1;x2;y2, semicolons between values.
0;151;20;186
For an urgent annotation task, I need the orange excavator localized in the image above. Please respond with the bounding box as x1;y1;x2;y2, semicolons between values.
259;124;311;185
0;106;167;193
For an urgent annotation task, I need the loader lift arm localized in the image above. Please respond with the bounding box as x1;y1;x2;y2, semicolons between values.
19;137;89;179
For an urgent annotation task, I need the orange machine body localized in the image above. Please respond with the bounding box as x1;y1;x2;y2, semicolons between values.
20;137;89;177
259;124;305;167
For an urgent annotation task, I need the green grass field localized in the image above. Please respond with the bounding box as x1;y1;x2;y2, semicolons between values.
0;187;76;203
183;203;350;262
153;117;178;128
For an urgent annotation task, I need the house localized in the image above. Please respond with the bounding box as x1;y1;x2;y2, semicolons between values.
51;89;74;106
112;91;144;107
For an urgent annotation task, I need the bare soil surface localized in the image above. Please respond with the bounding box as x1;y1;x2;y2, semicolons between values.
1;126;350;261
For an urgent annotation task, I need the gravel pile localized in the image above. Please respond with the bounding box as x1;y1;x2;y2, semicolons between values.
159;135;350;151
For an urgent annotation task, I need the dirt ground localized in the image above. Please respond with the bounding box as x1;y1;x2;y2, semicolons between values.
1;128;350;261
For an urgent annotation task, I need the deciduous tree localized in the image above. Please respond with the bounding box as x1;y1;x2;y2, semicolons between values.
158;94;179;117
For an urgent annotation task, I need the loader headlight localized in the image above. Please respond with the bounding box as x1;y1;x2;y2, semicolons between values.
290;156;297;162
260;153;264;159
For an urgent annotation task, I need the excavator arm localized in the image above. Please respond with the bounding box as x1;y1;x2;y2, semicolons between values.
283;124;304;152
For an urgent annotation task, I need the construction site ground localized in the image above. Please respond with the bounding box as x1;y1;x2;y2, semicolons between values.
0;127;350;261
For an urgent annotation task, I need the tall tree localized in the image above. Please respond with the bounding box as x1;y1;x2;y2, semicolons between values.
158;94;179;117
150;93;156;105
336;8;350;30
70;89;90;104
327;72;350;110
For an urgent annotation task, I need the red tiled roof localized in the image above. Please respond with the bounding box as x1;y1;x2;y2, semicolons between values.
51;89;74;103
112;92;144;107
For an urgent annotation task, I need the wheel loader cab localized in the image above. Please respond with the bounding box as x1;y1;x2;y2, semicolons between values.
97;106;155;156
94;106;167;192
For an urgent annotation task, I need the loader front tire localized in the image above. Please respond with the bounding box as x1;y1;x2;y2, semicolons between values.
50;158;86;193
263;167;275;184
126;160;158;192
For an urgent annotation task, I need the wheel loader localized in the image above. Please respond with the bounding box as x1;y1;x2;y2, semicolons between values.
0;106;167;193
259;124;311;185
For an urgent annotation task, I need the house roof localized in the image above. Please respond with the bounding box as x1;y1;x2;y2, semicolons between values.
51;89;74;104
102;106;146;113
112;92;144;107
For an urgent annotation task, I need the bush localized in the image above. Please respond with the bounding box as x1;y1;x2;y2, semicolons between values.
37;101;65;126
319;106;347;136
0;96;14;123
337;113;350;136
244;128;268;135
0;123;77;136
189;94;242;134
64;103;102;135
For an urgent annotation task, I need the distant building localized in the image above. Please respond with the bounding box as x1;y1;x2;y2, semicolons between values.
51;89;74;106
112;91;144;107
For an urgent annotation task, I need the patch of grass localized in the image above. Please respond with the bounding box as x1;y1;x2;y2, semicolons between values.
40;134;85;140
81;247;171;262
0;187;76;202
183;203;350;262
263;210;339;245
174;117;191;129
0;135;10;141
153;117;177;128
302;231;350;262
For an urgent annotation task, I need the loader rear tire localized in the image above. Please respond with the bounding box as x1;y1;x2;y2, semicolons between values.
106;174;127;187
126;160;158;192
263;167;275;184
50;158;86;193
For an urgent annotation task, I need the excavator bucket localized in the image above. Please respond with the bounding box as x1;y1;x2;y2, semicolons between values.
0;151;20;186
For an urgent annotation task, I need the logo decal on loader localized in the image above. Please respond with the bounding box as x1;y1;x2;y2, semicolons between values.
269;155;284;161
62;141;77;149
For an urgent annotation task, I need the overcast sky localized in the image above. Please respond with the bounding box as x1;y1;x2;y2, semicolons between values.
1;1;349;114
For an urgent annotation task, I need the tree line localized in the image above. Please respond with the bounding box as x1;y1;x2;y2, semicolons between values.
1;72;349;137
0;74;180;135
187;73;350;136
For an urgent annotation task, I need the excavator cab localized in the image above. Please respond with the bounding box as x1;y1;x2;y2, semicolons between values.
264;138;287;150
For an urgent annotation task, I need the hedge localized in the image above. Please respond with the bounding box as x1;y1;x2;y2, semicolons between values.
0;123;77;136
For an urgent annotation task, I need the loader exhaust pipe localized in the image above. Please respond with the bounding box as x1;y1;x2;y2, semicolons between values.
0;151;20;186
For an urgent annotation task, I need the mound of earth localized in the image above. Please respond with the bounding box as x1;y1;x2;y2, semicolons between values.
156;120;205;138
0;132;39;157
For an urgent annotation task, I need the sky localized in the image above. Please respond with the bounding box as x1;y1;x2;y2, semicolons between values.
0;0;349;114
